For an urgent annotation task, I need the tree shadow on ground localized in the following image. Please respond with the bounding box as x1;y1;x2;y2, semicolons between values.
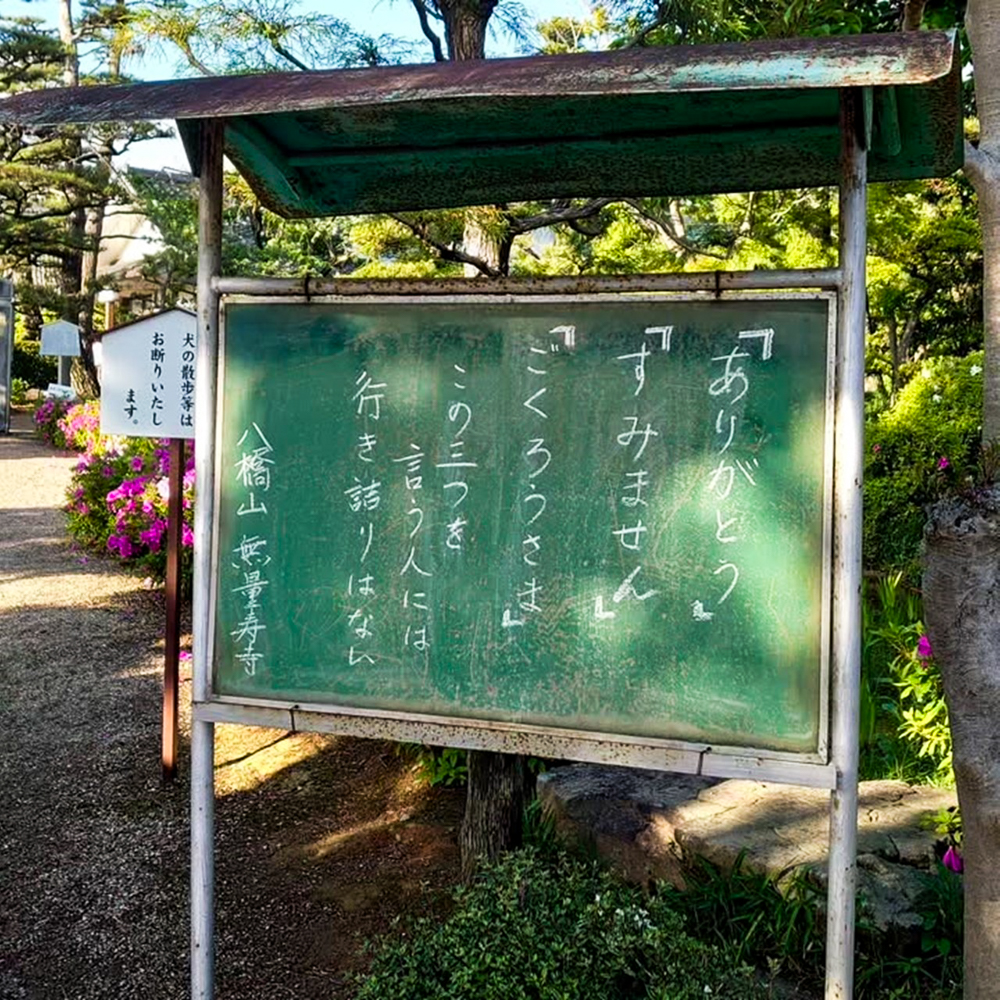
1;587;463;1000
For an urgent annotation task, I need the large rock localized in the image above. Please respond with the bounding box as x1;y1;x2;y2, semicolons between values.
537;765;958;932
536;766;719;887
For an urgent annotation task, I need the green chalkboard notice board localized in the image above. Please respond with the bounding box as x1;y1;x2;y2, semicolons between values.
213;296;833;754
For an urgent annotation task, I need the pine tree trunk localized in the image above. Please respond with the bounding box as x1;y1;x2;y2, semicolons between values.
435;0;527;878
459;751;526;882
923;490;1000;1000
440;0;497;61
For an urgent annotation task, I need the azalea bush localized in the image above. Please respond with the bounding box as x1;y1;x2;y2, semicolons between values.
59;401;195;584
33;397;73;448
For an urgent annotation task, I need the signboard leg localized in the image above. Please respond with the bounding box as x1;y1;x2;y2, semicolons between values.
162;437;184;782
825;89;866;1000
192;119;224;1000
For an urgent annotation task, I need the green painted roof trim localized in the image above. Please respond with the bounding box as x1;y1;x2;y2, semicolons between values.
1;31;963;216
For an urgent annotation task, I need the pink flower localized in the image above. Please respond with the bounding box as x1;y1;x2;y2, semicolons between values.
917;635;933;659
131;456;144;472
943;846;963;873
872;444;881;454
938;456;950;471
182;524;194;547
179;651;192;662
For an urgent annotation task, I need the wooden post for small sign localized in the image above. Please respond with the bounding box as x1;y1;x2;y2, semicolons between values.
163;436;184;783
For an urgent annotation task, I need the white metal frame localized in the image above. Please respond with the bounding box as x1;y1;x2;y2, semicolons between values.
201;290;837;780
191;89;866;1000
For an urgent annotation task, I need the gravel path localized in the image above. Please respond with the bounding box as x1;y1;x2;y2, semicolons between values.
0;414;189;999
0;413;463;1000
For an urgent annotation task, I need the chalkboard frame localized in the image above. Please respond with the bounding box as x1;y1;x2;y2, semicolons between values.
207;290;838;787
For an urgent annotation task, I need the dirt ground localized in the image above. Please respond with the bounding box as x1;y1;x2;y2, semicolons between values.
0;412;464;1000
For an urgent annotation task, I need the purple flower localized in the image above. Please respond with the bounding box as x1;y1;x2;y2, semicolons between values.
179;651;192;662
938;456;950;471
182;524;194;547
131;456;144;472
943;846;963;873
917;635;933;659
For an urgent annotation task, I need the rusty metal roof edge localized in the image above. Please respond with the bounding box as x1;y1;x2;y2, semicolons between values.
0;30;957;126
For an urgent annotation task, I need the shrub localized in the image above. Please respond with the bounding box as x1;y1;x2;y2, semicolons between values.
865;353;983;572
56;400;196;584
10;378;28;405
33;397;73;448
12;339;57;388
356;847;765;1000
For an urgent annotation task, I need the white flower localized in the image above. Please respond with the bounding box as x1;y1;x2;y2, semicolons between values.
921;368;932;380
971;364;982;376
932;394;942;403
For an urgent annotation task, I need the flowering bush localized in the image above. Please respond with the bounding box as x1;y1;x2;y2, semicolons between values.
58;399;104;453
33;398;73;448
59;401;196;584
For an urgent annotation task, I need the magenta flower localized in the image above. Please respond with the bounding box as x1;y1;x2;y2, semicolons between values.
943;846;963;873
179;650;192;662
182;524;194;547
131;456;144;472
938;456;950;471
917;635;933;659
872;443;881;454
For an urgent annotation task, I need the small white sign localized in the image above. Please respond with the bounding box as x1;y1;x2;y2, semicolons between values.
40;320;81;357
100;309;196;439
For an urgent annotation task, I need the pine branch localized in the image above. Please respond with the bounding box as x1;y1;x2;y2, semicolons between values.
621;11;670;48
268;39;310;72
389;214;501;276
409;0;446;62
507;198;613;235
624;198;728;260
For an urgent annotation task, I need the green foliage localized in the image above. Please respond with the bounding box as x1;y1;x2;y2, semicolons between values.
664;849;961;1000
859;573;953;785
864;353;984;573
854;864;963;998
660;852;823;979
356;847;765;1000
890;636;953;782
416;746;469;788
11;337;56;389
10;377;28;405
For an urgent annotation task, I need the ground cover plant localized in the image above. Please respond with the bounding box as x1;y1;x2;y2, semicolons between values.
355;846;767;1000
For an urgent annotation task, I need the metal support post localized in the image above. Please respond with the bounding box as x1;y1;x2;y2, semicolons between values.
163;436;184;783
192;120;224;1000
825;89;867;1000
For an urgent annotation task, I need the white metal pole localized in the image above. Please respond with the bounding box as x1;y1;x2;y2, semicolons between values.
192;119;224;1000
825;89;866;1000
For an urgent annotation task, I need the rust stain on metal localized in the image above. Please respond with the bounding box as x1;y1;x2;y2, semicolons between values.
0;31;956;126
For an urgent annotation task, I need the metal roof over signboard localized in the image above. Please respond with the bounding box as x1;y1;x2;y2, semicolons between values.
0;30;963;216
